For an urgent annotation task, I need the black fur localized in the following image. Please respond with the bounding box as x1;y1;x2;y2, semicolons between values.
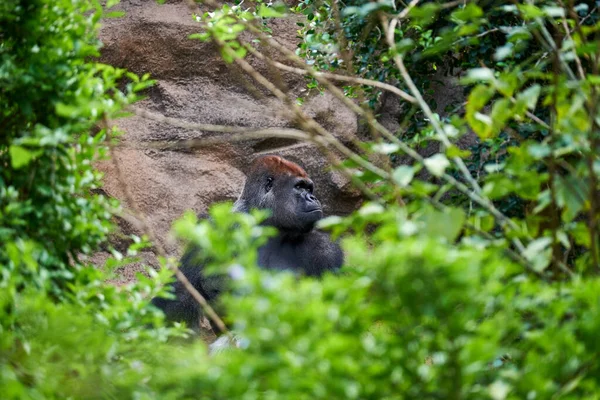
151;156;343;332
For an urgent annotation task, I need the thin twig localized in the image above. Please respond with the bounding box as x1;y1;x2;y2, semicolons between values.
244;13;525;240
398;0;420;20
129;106;280;133
560;16;585;80
102;115;231;336
248;48;417;104
382;17;483;195
577;6;597;27
137;130;318;150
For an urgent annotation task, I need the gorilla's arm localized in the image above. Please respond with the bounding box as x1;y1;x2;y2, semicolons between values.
151;248;224;332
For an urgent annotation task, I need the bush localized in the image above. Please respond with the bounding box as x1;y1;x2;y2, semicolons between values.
2;0;600;399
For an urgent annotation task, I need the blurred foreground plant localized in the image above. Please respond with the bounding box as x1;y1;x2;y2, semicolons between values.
2;0;600;399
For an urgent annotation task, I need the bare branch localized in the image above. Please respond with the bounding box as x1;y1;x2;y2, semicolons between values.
129;106;276;133
247;48;417;104
398;0;420;20
560;15;586;80
382;17;483;195
240;12;528;240
102;115;231;337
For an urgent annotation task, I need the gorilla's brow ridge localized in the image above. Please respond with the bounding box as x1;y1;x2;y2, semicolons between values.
254;155;308;178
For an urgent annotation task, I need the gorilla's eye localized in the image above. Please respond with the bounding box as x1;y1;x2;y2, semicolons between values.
265;177;274;192
295;182;313;193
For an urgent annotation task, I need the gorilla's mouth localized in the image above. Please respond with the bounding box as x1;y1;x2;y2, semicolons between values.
304;207;322;214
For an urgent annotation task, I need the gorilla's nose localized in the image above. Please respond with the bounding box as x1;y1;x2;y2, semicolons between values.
306;193;318;203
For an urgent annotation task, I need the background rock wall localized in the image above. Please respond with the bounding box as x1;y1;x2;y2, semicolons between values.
92;1;472;282
93;0;363;280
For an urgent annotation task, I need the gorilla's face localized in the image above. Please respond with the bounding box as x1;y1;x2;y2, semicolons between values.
263;174;323;233
235;155;325;234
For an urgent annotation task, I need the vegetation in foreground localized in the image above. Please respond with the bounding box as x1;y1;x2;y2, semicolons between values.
1;0;599;398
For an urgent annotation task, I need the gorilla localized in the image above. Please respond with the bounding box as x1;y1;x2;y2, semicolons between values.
151;155;343;332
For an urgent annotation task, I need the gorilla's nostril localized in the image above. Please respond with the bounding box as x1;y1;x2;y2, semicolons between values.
306;193;318;202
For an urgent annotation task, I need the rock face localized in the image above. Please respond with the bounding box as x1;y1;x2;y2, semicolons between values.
94;1;473;283
95;0;362;280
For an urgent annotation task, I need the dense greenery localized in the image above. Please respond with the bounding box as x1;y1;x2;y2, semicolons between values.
2;0;600;399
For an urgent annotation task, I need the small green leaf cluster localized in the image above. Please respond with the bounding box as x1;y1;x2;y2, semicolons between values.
188;1;288;63
172;205;275;277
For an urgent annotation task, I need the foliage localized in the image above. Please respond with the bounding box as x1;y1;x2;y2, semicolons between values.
2;0;600;399
0;0;153;293
0;0;181;396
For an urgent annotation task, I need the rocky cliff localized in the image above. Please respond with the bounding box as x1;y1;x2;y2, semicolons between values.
92;0;363;281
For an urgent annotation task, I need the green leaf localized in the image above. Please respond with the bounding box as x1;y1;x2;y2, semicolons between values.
423;154;450;177
490;98;513;137
571;222;591;247
587;75;600;84
516;84;541;111
443;124;460;138
554;175;586;222
358;202;385;217
317;216;343;229
543;6;565;18
342;6;360;16
372;143;400;154
468;213;495;233
466;84;495;111
466;85;496;138
489;381;511;400
55;103;80;118
494;43;514;61
522;237;553;272
527;143;551;159
408;3;439;27
189;32;211;41
420;207;466;242
257;4;286;18
104;11;126;18
446;145;471;159
463;68;495;83
106;0;121;8
392;165;415;187
507;27;532;42
394;38;415;54
344;1;393;17
483;175;514;199
518;4;544;20
9;145;42;169
451;4;483;23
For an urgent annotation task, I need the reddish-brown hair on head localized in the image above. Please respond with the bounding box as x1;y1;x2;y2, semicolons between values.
251;155;308;178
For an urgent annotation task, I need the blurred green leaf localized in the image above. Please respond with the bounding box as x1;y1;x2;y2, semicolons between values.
423;154;450;177
9;145;41;169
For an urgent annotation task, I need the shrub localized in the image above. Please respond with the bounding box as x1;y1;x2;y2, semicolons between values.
2;0;600;398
